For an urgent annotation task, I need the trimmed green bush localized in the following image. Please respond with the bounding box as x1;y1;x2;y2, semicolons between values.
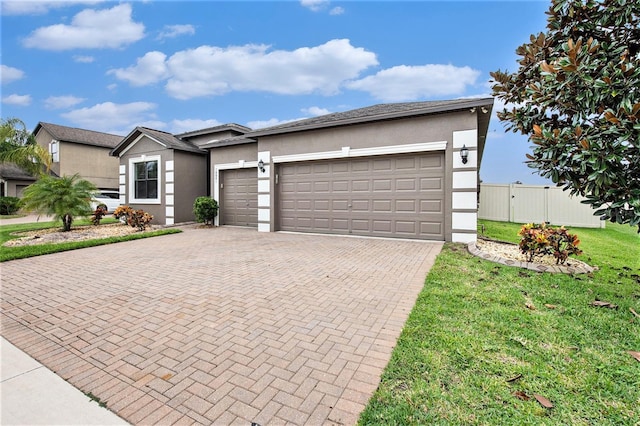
193;196;218;225
0;196;22;215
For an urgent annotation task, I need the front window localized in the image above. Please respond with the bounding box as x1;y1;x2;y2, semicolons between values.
129;155;161;204
135;161;158;199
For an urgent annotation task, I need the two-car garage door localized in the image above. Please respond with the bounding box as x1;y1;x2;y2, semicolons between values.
278;152;445;240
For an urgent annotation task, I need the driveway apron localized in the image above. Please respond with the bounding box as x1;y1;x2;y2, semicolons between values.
1;226;442;425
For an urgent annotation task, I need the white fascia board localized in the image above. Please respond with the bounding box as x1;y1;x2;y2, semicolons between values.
118;133;168;157
272;141;447;164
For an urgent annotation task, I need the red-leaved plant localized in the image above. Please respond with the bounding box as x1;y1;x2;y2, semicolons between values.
113;206;153;231
518;222;582;264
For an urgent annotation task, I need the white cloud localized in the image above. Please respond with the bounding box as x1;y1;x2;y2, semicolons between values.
171;118;222;134
1;65;25;84
347;64;481;102
22;4;145;51
0;1;102;16
157;24;195;40
61;101;157;133
302;106;330;116
108;51;168;86
329;6;345;16
44;95;85;110
2;94;32;106
73;55;95;63
162;39;377;99
301;0;329;12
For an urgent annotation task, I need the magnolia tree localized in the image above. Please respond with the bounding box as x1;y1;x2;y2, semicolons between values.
491;0;639;230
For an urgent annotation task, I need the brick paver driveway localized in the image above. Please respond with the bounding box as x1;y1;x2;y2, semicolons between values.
1;226;442;425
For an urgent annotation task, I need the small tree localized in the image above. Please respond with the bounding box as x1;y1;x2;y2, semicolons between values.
193;196;218;225
0;117;51;177
491;0;640;230
21;174;96;231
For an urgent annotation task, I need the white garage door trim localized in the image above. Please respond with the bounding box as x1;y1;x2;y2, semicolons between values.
272;141;447;164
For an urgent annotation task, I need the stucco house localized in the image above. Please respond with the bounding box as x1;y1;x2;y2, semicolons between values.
33;122;123;190
112;98;493;242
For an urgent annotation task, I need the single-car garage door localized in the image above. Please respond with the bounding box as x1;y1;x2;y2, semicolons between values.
278;152;445;240
220;168;258;227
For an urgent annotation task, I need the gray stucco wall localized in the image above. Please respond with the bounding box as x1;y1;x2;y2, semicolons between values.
173;150;207;223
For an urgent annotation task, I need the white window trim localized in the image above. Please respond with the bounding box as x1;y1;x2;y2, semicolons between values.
128;155;162;204
49;140;59;163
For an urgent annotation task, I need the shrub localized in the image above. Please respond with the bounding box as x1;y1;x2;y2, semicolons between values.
0;196;21;215
518;222;582;264
90;205;107;225
193;196;218;225
113;206;153;231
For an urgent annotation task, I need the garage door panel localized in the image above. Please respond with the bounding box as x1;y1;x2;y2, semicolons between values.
396;178;417;191
278;152;445;240
373;179;392;191
421;178;442;190
421;200;443;213
421;222;442;234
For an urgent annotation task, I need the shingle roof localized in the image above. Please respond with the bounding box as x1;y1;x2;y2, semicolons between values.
248;98;494;137
176;123;252;138
111;127;206;156
35;122;123;148
0;162;37;180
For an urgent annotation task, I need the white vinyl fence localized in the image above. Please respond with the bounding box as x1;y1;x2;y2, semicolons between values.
479;183;605;228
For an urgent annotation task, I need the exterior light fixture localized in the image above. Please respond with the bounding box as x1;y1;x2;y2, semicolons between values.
258;159;265;173
460;145;469;164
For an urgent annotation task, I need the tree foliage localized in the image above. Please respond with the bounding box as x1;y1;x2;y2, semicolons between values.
491;0;639;230
21;174;96;231
0;117;51;177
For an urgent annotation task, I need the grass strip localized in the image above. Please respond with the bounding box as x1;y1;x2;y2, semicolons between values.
0;219;181;262
359;222;639;425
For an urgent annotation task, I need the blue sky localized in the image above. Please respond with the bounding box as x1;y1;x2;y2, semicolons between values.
1;0;552;184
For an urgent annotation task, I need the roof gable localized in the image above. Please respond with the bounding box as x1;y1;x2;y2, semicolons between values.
111;127;205;157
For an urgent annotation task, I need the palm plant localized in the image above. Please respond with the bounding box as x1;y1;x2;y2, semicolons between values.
21;174;97;231
0;118;51;177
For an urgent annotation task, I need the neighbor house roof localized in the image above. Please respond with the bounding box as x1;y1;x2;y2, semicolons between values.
111;127;206;156
248;98;494;137
34;122;123;149
0;162;37;181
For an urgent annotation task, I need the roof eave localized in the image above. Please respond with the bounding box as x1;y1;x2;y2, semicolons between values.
248;98;495;137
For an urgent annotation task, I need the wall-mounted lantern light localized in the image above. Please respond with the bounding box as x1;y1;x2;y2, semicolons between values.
258;159;265;173
460;145;469;164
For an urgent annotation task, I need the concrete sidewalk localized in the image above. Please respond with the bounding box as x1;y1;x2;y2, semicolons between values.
1;337;128;425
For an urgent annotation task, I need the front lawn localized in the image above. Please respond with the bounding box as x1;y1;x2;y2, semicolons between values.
359;222;639;425
0;219;182;262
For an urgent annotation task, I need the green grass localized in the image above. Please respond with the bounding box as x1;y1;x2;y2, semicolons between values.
0;218;182;262
359;222;640;425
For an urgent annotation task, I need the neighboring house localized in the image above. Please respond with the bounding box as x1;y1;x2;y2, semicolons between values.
0;162;37;197
33;122;123;190
113;98;493;242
